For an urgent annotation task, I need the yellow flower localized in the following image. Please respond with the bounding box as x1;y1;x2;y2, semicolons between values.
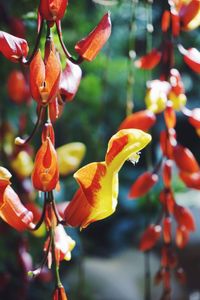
64;129;151;229
56;142;86;176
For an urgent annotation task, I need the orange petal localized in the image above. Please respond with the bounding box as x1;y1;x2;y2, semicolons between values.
44;50;61;103
118;110;156;132
162;160;173;188
0;185;33;231
163;217;172;243
135;49;161;70
30;50;45;102
182;47;200;73
75;12;111;61
179;0;200;29
32;138;59;191
7;70;27;104
164;102;176;129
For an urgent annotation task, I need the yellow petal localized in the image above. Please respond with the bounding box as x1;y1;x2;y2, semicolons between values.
11;151;34;178
56;142;86;176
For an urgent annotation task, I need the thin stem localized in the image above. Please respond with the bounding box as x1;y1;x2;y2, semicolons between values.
30;194;47;231
144;251;151;300
56;21;83;65
22;19;44;65
15;106;44;146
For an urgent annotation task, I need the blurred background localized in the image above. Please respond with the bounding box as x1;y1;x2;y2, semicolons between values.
0;0;200;299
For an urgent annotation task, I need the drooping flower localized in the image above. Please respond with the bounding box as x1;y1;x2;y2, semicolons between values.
56;142;86;176
180;47;200;74
64;129;151;228
59;60;82;102
173;144;199;173
39;0;68;22
32;124;59;191
30;49;61;105
75;12;111;61
0;31;29;62
0;167;34;231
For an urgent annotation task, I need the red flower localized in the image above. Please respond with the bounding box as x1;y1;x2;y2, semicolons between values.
135;49;161;70
0;31;29;62
173;144;199;173
32;124;59;191
129;171;158;199
0;167;34;231
7;70;28;104
174;204;196;231
59;60;82;101
140;224;161;251
179;47;200;73
176;226;189;248
75;12;111;61
118;110;156;132
39;0;68;22
30;49;61;105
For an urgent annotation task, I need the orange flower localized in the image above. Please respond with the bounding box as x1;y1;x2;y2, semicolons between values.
173;144;199;173
174;204;196;231
64;129;151;228
39;0;68;22
30;49;61;105
0;167;34;231
75;12;111;61
32;124;59;191
0;31;29;62
7;70;28;104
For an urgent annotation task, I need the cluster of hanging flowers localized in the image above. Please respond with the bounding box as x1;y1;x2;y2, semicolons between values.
0;0;152;298
117;0;200;299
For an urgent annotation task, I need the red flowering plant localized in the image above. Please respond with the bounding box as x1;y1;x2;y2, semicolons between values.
117;0;200;298
0;1;153;299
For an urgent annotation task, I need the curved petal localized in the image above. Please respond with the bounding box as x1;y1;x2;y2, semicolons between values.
30;50;45;102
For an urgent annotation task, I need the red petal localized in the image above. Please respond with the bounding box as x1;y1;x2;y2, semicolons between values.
179;170;200;189
162;160;173;188
0;31;29;62
7;70;27;104
173;144;199;173
59;60;82;101
135;49;161;70
176;226;189;248
139;224;161;251
75;12;111;61
30;50;45;103
118;110;156;132
188;108;200;128
129;172;158;199
164;102;176;129
162;10;171;32
163;217;172;243
171;10;180;37
39;0;68;22
179;0;200;28
174;204;196;231
182;47;200;74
